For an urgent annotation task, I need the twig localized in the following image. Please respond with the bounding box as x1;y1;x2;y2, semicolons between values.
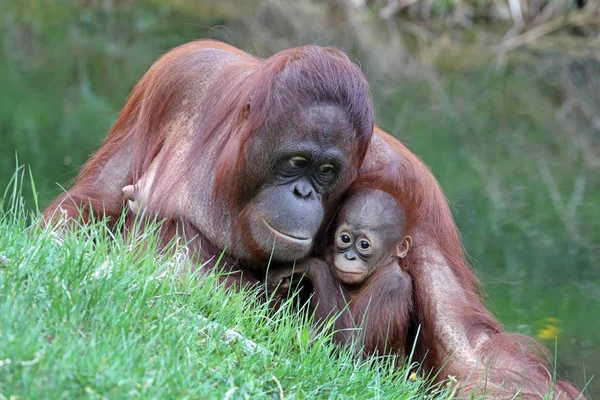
499;11;597;52
529;0;563;28
508;0;525;27
537;160;586;247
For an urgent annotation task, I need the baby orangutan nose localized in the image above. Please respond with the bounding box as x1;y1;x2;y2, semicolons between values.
345;251;357;261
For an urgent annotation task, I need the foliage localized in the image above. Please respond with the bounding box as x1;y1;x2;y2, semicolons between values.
369;0;595;27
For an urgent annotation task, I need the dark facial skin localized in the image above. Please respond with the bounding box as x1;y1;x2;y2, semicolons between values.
243;103;357;261
267;188;412;294
333;189;411;285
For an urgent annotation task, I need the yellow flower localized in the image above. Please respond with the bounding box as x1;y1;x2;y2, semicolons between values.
537;318;561;341
409;371;419;382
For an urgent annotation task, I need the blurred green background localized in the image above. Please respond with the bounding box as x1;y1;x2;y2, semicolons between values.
1;0;598;395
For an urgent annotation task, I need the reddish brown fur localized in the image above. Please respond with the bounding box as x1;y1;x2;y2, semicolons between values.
43;40;373;286
354;127;584;399
342;262;414;358
140;44;373;215
323;185;416;356
42;38;583;399
43;42;230;226
267;185;415;358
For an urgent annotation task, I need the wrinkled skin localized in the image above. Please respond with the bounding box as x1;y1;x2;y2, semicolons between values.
239;104;357;262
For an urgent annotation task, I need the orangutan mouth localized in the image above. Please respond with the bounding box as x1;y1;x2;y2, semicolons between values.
262;219;312;243
336;269;363;275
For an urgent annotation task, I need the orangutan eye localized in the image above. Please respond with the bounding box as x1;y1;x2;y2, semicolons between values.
337;232;352;249
288;156;308;168
319;164;335;175
357;239;373;255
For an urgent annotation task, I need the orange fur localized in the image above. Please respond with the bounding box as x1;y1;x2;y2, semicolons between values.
359;127;583;399
42;39;373;284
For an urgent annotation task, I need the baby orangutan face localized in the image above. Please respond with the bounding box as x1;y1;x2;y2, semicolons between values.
333;189;411;285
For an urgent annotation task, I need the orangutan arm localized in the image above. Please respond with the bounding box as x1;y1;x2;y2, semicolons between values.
349;264;413;357
411;229;583;399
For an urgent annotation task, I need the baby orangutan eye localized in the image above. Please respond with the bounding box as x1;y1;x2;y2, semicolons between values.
337;232;352;248
357;239;373;255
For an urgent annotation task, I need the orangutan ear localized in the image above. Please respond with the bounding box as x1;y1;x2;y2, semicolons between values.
243;102;251;119
395;235;412;259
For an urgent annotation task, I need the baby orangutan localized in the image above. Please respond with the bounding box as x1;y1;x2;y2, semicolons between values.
332;189;412;286
268;188;414;357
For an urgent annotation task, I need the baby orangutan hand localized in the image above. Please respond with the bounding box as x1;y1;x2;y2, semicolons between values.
266;262;311;291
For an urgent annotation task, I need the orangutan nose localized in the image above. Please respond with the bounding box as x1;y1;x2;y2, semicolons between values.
293;180;314;199
345;251;357;261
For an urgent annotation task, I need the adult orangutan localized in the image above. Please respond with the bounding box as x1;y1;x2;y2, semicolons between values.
43;40;374;289
304;127;584;399
43;39;583;398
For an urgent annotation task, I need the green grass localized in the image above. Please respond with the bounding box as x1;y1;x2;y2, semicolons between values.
0;176;456;399
1;0;597;396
